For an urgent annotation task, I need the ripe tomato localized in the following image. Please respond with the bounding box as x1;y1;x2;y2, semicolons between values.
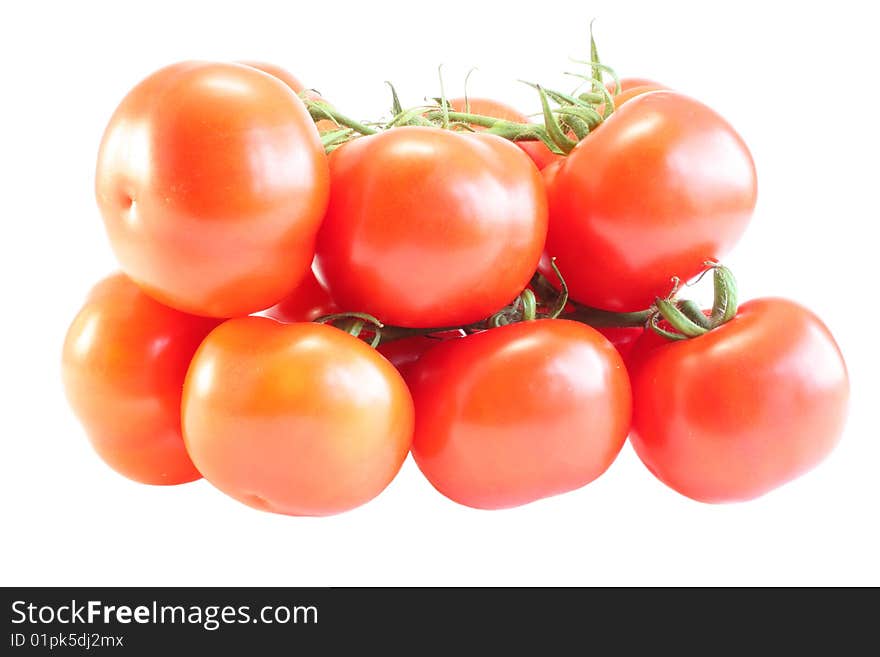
315;126;548;328
96;62;329;318
596;327;643;362
237;60;306;93
409;320;631;509
62;274;219;484
628;298;849;503
605;77;666;95
239;61;337;132
541;91;757;311
262;267;337;323
377;332;463;381
182;318;414;516
448;96;561;170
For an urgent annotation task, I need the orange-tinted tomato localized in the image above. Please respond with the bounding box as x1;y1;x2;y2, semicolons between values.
541;91;757;311
239;61;337;132
262;267;337;323
629;298;849;503
605;77;666;94
62;274;219;484
448;96;561;169
182;318;414;516
409;320;631;509
315;127;548;328
96;62;329;318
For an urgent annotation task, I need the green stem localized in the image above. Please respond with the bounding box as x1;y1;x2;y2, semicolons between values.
304;99;378;136
567;304;652;328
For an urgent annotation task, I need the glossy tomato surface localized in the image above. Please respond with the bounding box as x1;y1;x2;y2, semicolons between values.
629;298;849;503
96;62;329;318
262;267;337;323
409;320;632;509
62;274;219;484
182;318;414;516
240;61;336;131
541;91;757;311
315;126;548;328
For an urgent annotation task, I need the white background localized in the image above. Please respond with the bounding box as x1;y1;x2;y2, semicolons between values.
2;0;877;586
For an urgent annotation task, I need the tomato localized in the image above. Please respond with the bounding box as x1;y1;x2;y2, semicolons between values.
62;274;219;484
409;320;631;509
237;60;306;94
182;318;414;516
262;267;337;323
315;126;548;328
377;332;462;381
239;61;337;132
96;62;329;318
596;326;643;362
541;91;757;311
448;97;561;170
605;77;666;95
628;298;849;503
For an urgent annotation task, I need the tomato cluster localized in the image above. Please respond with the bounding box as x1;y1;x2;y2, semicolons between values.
63;49;849;515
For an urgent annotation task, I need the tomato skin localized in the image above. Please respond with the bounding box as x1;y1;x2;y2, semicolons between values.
96;62;330;318
315;126;548;328
596;327;643;362
62;274;219;485
541;91;757;312
377;333;463;381
237;60;305;93
182;318;414;516
409;320;631;509
606;77;666;95
239;61;337;132
629;298;849;503
449;97;561;170
262;267;337;323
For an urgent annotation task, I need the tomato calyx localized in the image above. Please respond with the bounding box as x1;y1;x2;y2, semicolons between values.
648;264;740;341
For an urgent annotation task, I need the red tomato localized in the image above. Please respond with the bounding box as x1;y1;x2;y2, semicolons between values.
409;320;631;509
182;318;414;516
315;126;548;328
96;62;329;318
599;79;668;115
237;60;305;93
629;298;849;503
239;61;337;132
377;333;463;381
262;267;337;323
596;327;643;362
605;77;666;95
541;91;757;311
448;97;561;170
611;84;665;107
62;274;219;484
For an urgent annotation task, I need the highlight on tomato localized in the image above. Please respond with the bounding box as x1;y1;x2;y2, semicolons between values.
627;268;849;503
62;274;219;484
314;126;548;328
408;319;632;509
181;318;414;516
96;61;330;318
541;90;757;312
